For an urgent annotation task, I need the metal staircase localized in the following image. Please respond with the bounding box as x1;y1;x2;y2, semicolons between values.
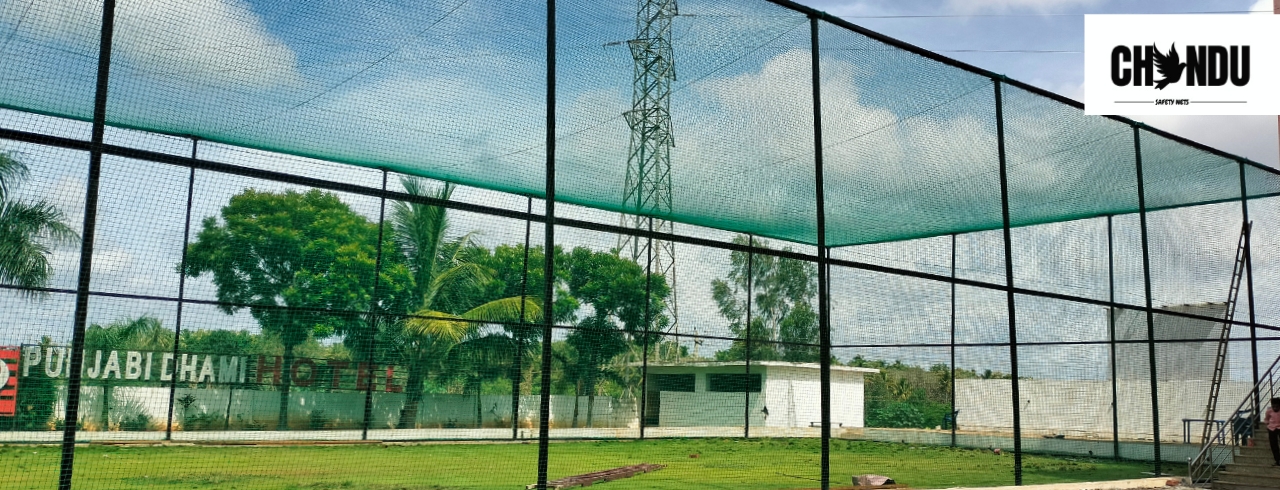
1189;353;1280;487
1200;221;1253;447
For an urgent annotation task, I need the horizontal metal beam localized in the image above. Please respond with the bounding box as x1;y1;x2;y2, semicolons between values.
0;126;1270;334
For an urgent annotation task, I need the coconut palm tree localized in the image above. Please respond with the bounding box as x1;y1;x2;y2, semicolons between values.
83;316;171;428
389;178;539;429
0;150;78;293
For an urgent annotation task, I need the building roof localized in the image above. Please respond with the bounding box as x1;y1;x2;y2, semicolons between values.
642;361;878;374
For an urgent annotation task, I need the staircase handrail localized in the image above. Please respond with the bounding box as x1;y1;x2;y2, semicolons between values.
1189;353;1280;484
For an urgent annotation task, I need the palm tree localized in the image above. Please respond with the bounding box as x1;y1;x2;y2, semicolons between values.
0;150;78;293
389;178;540;429
83;316;171;428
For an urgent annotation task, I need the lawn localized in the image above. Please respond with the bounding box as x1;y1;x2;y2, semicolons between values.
3;438;1157;490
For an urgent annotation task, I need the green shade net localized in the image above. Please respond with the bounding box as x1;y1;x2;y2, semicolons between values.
1;0;1275;247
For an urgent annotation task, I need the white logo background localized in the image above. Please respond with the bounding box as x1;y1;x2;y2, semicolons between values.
1085;15;1280;115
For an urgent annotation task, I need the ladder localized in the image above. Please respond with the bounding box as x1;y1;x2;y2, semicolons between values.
1200;221;1252;446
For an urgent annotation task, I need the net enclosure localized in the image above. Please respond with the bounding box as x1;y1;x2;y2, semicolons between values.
2;0;1280;489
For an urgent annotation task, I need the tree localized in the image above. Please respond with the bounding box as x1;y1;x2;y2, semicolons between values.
0;150;78;293
457;243;577;428
562;246;669;427
16;336;60;429
83;316;170;428
182;189;397;430
711;235;818;362
563;315;628;427
387;178;539;429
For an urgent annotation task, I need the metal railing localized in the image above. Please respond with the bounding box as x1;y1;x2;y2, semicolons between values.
1189;354;1280;484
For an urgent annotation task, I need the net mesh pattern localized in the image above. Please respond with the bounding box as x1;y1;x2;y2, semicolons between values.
2;0;1280;488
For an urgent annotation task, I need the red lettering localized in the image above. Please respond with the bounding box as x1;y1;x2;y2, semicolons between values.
355;362;375;391
328;361;349;389
384;366;402;393
256;355;282;385
291;358;316;387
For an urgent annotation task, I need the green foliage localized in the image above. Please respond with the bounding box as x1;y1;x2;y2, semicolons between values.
182;188;408;350
465;243;577;325
16;337;59;429
855;355;1013;429
180;329;258;356
308;409;330;430
385;178;544;428
183;411;221;431
711;235;818;362
0;149;79;294
85;315;172;353
163;178;671;431
868;401;926;428
111;398;153;431
82;315;174;426
565;247;669;336
182;188;412;429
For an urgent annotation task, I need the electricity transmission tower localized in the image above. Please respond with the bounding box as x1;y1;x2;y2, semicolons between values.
619;0;690;356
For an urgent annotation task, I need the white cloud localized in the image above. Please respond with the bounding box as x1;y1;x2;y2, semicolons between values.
1;0;300;88
1251;0;1277;14
1128;115;1279;168
947;0;1104;14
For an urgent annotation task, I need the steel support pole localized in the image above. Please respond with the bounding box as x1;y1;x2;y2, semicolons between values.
536;0;557;486
993;79;1023;485
950;233;957;447
1132;125;1163;474
58;2;115;487
514;196;533;439
1239;162;1260;417
360;170;389;441
744;235;754;439
809;15;831;490
1107;215;1120;460
640;219;654;439
165;140;198;440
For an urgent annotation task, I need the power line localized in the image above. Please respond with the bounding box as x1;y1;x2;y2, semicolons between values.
835;9;1271;19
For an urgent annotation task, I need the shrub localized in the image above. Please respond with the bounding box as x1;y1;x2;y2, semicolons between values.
110;398;153;431
184;411;220;431
15;370;58;430
308;410;330;430
869;402;926;429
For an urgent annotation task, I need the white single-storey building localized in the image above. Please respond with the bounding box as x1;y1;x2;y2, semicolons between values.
642;361;878;429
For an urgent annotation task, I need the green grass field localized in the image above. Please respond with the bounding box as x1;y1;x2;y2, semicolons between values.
3;439;1158;490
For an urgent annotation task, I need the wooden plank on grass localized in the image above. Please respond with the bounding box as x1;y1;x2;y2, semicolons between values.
527;463;666;489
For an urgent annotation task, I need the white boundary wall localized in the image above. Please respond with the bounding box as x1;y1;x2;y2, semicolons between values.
955;379;1254;442
47;386;638;430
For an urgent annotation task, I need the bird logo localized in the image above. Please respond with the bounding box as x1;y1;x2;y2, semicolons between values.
1150;43;1185;90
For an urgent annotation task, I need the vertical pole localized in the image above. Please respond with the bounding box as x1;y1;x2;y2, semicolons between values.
809;15;831;490
744;235;754;439
361;170;389;441
165;139;198;440
993;79;1022;485
1239;162;1260;417
640;219;654;439
950;233;957;447
536;0;556;485
1107;215;1120;460
59;0;115;487
514;196;533;439
1132;124;1162;474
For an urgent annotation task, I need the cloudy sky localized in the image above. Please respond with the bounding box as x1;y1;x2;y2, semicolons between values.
1;0;1278;382
800;0;1280;166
